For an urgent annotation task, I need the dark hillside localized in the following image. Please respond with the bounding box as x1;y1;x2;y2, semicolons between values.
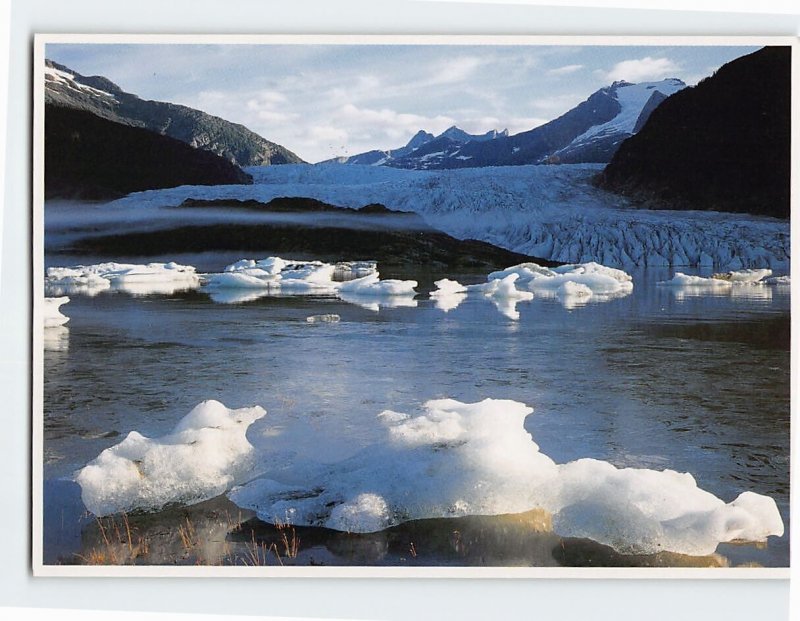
598;47;791;219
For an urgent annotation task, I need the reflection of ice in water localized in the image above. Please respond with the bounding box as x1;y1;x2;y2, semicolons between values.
658;269;786;302
207;289;274;305
429;278;468;313
43;325;70;352
431;292;467;313
469;274;533;320
338;292;418;312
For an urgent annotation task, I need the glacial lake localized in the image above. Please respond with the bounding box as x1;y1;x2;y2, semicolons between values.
41;255;790;568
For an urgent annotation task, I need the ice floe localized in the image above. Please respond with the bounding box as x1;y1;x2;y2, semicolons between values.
306;314;341;323
43;296;70;328
205;257;417;311
657;269;789;300
228;398;783;557
76;400;266;516
46;262;200;297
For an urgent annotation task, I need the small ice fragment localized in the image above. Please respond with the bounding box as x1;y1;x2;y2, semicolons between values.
43;296;70;328
306;314;341;323
429;278;467;296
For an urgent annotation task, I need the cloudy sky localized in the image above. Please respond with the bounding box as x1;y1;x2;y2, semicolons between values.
46;42;759;163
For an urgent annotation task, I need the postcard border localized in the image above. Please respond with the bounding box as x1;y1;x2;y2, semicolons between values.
31;32;799;580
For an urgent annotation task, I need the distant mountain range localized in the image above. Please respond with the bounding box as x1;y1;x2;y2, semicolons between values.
598;47;790;219
324;78;685;170
45;59;303;167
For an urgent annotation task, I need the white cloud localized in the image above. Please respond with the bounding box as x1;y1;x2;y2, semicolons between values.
601;57;681;82
547;64;584;76
530;93;583;112
429;56;484;85
335;103;456;141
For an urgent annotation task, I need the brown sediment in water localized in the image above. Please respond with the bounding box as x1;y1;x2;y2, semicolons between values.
57;496;737;569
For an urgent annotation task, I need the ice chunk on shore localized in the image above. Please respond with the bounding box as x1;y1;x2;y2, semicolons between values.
76;400;266;516
230;398;783;557
43;296;70;328
46;262;200;296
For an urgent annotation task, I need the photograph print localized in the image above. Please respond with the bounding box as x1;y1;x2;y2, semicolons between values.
34;36;791;574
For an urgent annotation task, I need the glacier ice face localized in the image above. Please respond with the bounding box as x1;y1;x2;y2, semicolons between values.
108;163;789;270
76;400;266;516
228;398;783;557
43;296;70;328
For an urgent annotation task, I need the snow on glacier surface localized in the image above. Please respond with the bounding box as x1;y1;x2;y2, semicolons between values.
76;400;266;516
224;398;783;557
104;163;790;271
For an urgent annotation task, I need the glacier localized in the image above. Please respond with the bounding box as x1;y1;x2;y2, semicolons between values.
104;163;790;271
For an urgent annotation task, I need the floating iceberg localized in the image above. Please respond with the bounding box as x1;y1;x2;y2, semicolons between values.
229;398;783;557
486;261;633;307
306;314;341;323
43;296;70;328
429;280;468;312
46;262;200;296
76;400;266;516
205;257;414;306
658;269;776;287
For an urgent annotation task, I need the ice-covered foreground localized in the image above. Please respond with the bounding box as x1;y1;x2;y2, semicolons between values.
43;296;70;328
224;398;783;557
76;400;266;516
109;163;790;270
46;262;200;297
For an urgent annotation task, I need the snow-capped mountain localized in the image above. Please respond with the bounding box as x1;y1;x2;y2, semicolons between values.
324;126;509;167
600;47;790;219
326;78;685;170
44;59;304;167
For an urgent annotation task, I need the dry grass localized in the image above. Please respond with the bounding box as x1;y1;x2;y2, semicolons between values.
274;517;300;559
75;513;149;565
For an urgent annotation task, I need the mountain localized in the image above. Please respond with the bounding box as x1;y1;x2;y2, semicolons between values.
45;105;253;200
597;47;790;219
44;59;304;167
323;126;511;167
324;79;684;170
